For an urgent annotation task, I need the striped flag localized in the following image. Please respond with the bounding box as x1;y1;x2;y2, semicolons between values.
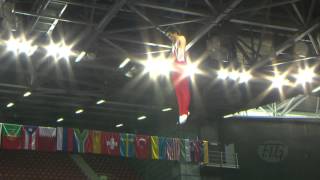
166;138;180;161
22;126;38;150
190;140;201;162
151;136;159;160
180;139;191;162
57;127;74;152
159;137;167;160
91;130;102;154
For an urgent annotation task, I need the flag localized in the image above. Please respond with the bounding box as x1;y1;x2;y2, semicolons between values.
135;135;150;159
38;127;57;152
91;130;102;154
101;132;120;156
151;136;159;160
166;138;180;161
0;123;2;146
57;127;74;152
73;129;92;153
2;124;22;150
120;133;135;158
190;140;201;162
22;126;38;150
202;140;209;164
158;137;167;160
180;139;191;162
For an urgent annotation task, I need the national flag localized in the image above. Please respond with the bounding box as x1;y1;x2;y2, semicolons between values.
180;139;191;162
120;133;135;158
57;127;74;152
135;135;150;159
0;123;2;146
2;123;22;150
38;127;57;152
151;136;159;160
158;136;167;160
73;129;92;153
202;140;209;164
101;132;120;156
166;138;180;161
22;126;38;150
91;130;102;154
190;140;201;162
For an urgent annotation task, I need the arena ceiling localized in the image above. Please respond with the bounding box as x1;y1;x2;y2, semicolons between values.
0;0;319;131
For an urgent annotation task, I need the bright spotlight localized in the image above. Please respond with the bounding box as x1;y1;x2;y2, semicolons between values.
239;71;252;83
137;115;147;120
144;59;172;77
271;75;287;89
184;63;199;76
217;69;229;79
23;91;32;97
6;37;37;55
45;41;74;60
6;102;14;108
57;117;64;122
294;68;315;85
75;109;84;114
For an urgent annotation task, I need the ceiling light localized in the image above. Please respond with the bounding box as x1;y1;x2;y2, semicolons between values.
57;117;64;122
116;123;123;128
23;91;32;97
96;99;106;105
75;109;84;114
312;86;320;93
6;37;37;55
238;71;252;83
271;75;287;89
137;115;147;120
217;69;229;79
294;68;315;85
143;58;172;78
75;51;86;62
45;41;74;60
184;63;199;76
298;54;306;58
6;102;14;108
119;58;130;68
162;108;172;112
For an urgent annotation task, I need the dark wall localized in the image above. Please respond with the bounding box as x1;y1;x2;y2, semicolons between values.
220;117;320;180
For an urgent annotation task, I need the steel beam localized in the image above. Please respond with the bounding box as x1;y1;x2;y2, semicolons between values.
203;0;218;15
14;10;95;26
31;0;52;31
186;0;243;51
106;17;206;34
291;4;319;54
233;0;301;15
107;36;171;48
127;4;166;35
230;19;299;32
255;22;320;68
134;1;211;17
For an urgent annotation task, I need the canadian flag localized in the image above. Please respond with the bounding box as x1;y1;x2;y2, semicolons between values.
102;132;120;156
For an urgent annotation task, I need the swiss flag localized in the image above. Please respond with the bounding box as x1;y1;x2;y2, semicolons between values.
101;132;120;156
135;135;150;159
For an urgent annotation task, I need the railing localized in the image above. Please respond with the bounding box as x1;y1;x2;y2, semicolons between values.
202;151;239;169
